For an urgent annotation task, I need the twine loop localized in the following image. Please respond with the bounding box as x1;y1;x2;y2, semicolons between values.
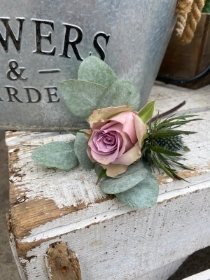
175;0;205;44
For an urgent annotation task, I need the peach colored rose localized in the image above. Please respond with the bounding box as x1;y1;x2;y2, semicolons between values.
86;106;147;177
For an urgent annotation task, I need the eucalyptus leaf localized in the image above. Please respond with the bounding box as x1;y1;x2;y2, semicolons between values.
60;80;106;118
74;132;94;169
100;161;148;194
115;173;159;208
32;141;78;170
114;160;147;178
138;100;155;123
78;56;118;88
98;80;141;110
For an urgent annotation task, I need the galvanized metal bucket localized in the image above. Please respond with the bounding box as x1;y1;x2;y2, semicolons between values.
0;0;177;131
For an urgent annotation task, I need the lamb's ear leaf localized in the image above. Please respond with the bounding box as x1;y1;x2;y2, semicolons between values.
32;141;78;170
138;100;156;123
78;56;118;88
98;80;141;110
115;172;159;208
100;161;148;194
60;80;106;118
74;133;94;169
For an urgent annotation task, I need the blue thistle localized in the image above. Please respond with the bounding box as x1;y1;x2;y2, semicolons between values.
154;135;184;152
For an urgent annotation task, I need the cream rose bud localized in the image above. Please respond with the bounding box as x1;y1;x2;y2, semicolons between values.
86;106;147;177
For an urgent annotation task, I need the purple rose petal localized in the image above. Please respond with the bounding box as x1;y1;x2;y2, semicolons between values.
87;111;147;175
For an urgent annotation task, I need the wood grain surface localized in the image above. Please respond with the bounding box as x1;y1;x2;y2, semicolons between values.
158;13;210;89
6;84;210;279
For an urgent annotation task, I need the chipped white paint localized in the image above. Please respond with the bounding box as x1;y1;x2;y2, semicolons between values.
7;85;210;280
12;165;102;209
6;131;74;146
138;257;187;280
20;186;210;280
183;269;210;280
21;172;210;244
6;110;210;210
8;233;27;280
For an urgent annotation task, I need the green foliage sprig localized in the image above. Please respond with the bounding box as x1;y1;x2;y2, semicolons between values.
32;56;199;209
142;114;200;180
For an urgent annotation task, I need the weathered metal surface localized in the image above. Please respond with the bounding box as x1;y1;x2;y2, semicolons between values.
0;0;177;131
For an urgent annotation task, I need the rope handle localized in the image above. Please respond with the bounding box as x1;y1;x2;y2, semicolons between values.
175;0;205;44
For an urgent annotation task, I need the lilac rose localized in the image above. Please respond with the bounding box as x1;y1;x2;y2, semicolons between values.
86;106;147;177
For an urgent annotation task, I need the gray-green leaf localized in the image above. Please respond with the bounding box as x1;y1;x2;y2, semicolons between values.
78;56;118;88
74;132;94;169
138;100;155;123
100;161;148;194
98;80;141;110
95;164;104;177
60;80;107;118
32;141;78;170
115;173;159;208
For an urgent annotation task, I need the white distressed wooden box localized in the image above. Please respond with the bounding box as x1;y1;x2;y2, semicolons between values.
183;269;210;280
6;85;210;280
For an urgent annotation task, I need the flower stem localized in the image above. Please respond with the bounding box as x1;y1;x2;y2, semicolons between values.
150;101;186;122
